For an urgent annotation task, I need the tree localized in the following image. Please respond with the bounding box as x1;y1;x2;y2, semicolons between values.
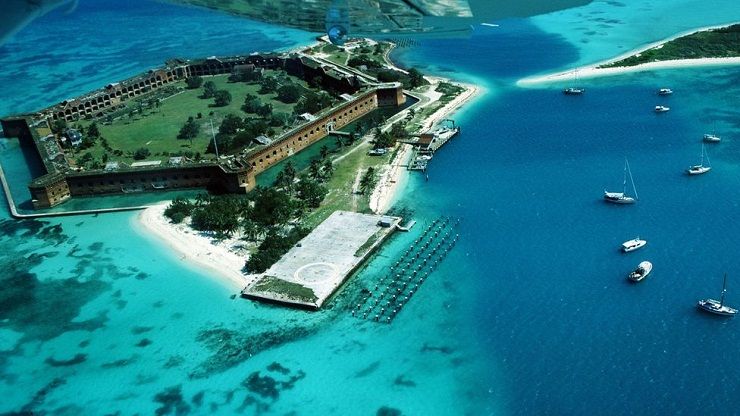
319;145;330;160
51;119;67;134
164;197;194;223
242;94;261;113
251;187;294;226
276;84;301;103
240;218;262;242
202;80;217;98
408;68;425;88
87;122;100;138
133;147;151;160
213;90;232;107
273;161;297;194
322;158;334;179
270;112;292;128
377;70;401;83
256;103;273;118
359;167;377;194
296;175;328;208
258;76;278;94
309;158;323;181
177;116;200;145
219;114;244;135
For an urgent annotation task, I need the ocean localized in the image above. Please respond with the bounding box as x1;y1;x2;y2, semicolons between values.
2;1;740;415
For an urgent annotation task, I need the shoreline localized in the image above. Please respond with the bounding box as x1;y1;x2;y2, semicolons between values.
518;23;740;86
369;82;481;214
134;203;256;291
133;41;484;291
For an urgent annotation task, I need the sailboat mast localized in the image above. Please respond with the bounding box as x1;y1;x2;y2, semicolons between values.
626;159;638;200
721;273;728;306
622;160;628;194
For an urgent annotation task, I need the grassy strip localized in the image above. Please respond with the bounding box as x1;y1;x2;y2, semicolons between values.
354;229;383;257
251;275;318;303
600;24;740;68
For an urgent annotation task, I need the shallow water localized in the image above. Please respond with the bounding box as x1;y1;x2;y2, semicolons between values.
1;1;740;415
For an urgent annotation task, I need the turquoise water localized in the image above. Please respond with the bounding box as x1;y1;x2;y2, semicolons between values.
2;1;740;415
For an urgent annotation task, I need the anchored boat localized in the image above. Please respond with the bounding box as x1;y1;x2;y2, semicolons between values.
698;274;738;316
604;159;638;204
687;144;711;175
654;105;670;113
703;133;721;143
622;237;647;252
628;261;652;282
658;88;673;95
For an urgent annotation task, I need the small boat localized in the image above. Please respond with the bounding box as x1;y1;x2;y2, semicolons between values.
657;88;673;95
698;273;738;316
628;261;652;282
687;144;711;175
563;87;585;95
703;133;721;143
622;237;647;252
563;70;584;95
654;105;670;113
604;159;638;204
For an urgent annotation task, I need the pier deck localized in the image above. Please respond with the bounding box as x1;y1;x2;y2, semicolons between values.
242;211;400;309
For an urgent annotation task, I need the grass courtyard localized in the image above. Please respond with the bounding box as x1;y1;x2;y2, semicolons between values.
75;71;314;165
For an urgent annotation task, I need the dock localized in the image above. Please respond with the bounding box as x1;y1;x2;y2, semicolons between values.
241;211;400;309
406;121;460;172
396;219;416;232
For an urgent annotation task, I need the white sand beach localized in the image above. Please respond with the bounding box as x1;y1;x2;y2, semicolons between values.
135;203;256;290
518;23;740;86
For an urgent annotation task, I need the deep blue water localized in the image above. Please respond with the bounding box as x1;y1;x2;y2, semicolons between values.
2;1;740;415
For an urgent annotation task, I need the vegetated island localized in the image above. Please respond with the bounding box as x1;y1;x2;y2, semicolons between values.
0;34;479;307
518;22;740;86
130;37;480;306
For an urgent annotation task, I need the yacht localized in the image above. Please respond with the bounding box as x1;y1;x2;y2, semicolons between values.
622;237;647;252
654;105;670;113
604;159;638;204
698;274;738;316
628;261;652;282
703;133;720;143
563;87;585;95
657;88;673;95
687;144;711;175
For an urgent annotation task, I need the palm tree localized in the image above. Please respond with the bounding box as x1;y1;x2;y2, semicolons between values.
320;145;330;160
322;158;334;179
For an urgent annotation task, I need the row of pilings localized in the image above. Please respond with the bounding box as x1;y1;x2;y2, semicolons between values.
352;217;460;324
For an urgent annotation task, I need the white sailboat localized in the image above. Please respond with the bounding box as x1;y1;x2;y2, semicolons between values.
698;274;738;316
687;144;711;175
604;159;638;204
563;70;584;95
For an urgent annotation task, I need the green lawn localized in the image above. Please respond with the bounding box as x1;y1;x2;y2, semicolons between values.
76;73;307;164
304;140;391;229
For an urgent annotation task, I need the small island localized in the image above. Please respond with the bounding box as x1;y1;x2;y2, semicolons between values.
0;36;480;308
518;22;740;85
599;24;740;68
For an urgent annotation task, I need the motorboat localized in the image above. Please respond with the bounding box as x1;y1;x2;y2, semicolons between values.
654;105;670;113
622;237;647;252
703;133;720;143
628;261;652;282
657;88;673;95
698;274;738;316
